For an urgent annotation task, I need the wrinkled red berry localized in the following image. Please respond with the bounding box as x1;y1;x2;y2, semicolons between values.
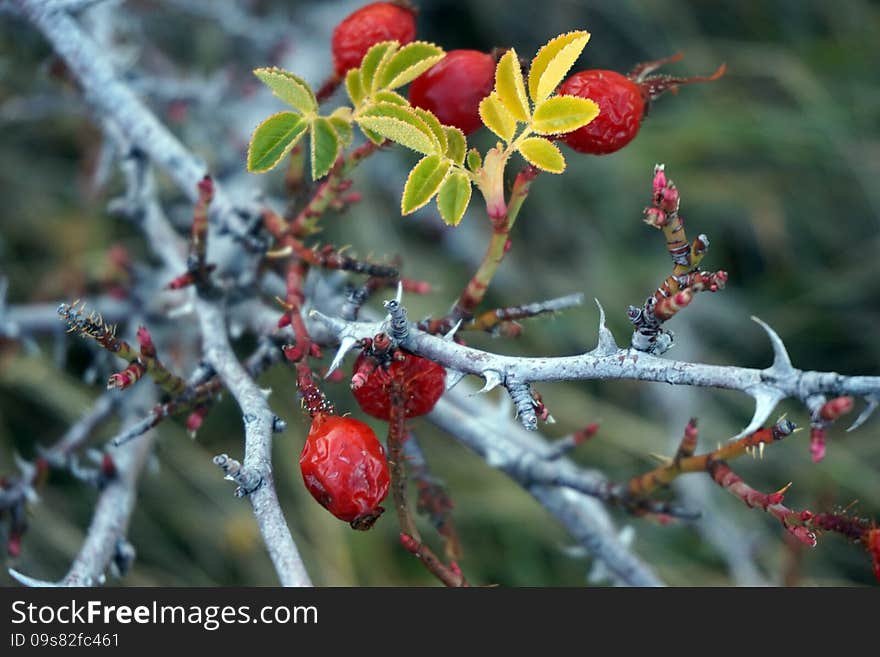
409;50;496;135
557;70;645;155
299;414;390;530
352;352;446;420
332;2;417;77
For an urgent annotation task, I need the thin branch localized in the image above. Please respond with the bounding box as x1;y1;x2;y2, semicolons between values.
428;393;664;587
196;298;312;587
311;302;880;435
14;0;253;241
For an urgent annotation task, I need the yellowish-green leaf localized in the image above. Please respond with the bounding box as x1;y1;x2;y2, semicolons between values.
361;126;386;145
345;68;365;106
444;126;466;165
357;102;438;155
517;136;566;174
412;107;447;152
253;67;316;115
378;41;445;90
531;96;600;135
436;171;472;225
247;111;309;173
329;107;354;147
478;92;517;142
361;41;399;93
310;117;340;179
528;31;591;103
401;155;450;214
466;148;482;172
494;49;530;122
374;90;409;106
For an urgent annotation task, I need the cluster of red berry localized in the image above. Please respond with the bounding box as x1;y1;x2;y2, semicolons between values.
299;2;723;529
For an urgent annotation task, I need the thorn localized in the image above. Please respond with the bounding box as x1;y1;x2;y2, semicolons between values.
395;281;403;305
774;481;793;497
326;336;358;378
731;384;785;440
592;298;618;355
649;453;673;465
443;319;463;342
751;316;795;375
445;369;466;391
847;396;878;432
473;369;503;394
759;442;765;459
265;244;293;259
7;568;57;587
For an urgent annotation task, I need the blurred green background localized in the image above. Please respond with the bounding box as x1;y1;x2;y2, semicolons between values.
1;0;878;586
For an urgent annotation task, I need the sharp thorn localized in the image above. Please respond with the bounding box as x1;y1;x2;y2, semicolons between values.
395;281;403;305
592;298;619;355
8;568;57;587
326;336;358;378
751;316;795;375
847;396;878;432
443;319;463;342
473;369;503;395
445;369;466;391
731;384;785;440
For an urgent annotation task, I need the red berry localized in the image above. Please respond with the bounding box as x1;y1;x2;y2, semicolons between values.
557;70;645;155
299;413;390;530
409;50;496;135
332;2;417;77
352;352;446;420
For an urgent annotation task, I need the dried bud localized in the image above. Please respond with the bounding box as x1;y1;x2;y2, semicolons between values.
573;423;600;445
399;532;419;554
100;453;117;479
809;427;827;463
658;185;679;213
652;164;667;196
643;207;668;228
820;396;854;422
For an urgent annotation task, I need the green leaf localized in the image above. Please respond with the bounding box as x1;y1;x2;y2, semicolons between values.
247;111;309;173
345;68;365;106
466;148;482;172
378;41;445;90
412;107;447;152
494;49;530;122
329;107;354;147
401;155;450;214
528;31;591;103
517;136;566;174
444;126;466;165
531;96;600;135
360;41;399;94
357;102;438;155
310;117;340;179
254;67;316;115
374;90;410;106
478;92;517;142
436;171;472;225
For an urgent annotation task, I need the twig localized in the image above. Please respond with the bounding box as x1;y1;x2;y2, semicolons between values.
311;300;880;436
14;0;253;241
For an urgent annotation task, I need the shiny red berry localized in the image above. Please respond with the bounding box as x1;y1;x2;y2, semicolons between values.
557;70;645;155
409;50;496;135
352;352;446;420
332;2;417;77
299;413;390;530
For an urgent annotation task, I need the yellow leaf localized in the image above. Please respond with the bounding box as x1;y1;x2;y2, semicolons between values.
345;69;365;106
531;96;599;135
494;49;530;122
528;31;591;103
478;92;517;142
517;136;566;174
401;155;451;214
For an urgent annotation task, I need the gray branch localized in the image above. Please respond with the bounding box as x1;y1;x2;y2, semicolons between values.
9;388;157;587
13;0;251;240
312;302;880;436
